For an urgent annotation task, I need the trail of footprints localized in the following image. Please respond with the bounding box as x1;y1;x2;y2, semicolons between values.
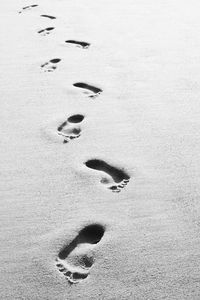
19;3;130;284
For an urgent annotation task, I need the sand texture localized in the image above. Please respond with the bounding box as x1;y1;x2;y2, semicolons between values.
1;0;200;299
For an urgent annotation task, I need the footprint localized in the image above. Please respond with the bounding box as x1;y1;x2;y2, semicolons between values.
73;82;102;98
18;4;38;14
85;159;130;192
40;14;56;20
38;27;55;36
57;114;84;143
65;40;90;49
41;58;61;72
56;224;105;284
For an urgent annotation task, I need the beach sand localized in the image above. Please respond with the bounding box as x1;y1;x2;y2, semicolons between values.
1;0;200;299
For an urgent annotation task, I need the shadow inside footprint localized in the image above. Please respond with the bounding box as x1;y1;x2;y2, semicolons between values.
65;40;90;49
85;159;130;192
57;114;84;143
73;82;102;98
38;27;55;36
67;114;84;123
41;14;56;19
41;58;61;72
19;4;38;13
56;224;105;284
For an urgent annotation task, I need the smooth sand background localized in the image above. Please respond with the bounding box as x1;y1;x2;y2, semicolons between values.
1;0;200;299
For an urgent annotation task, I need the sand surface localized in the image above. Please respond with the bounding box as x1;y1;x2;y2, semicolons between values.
1;0;200;299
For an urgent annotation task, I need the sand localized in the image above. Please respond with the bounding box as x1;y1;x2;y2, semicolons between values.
1;0;200;299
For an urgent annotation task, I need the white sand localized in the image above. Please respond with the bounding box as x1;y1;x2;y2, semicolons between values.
1;0;200;299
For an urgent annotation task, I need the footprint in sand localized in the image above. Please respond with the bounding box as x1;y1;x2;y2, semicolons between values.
18;4;38;14
40;14;56;20
65;40;90;49
85;159;130;193
73;82;102;98
56;224;105;284
41;58;61;72
38;27;55;36
57;114;84;143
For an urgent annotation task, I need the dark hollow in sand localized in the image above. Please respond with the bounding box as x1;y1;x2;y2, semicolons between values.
46;27;54;31
85;159;130;183
40;14;56;19
58;224;105;260
38;27;55;33
23;4;38;9
50;58;61;64
67;114;84;123
65;40;90;49
57;121;67;132
73;82;102;94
